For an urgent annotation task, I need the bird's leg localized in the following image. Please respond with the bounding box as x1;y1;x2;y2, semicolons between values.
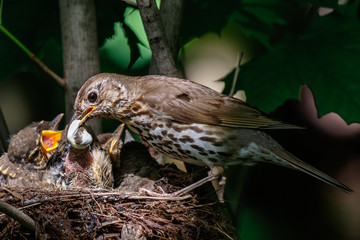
140;166;224;200
212;175;227;203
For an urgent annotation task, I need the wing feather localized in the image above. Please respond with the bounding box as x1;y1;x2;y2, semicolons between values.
140;76;302;129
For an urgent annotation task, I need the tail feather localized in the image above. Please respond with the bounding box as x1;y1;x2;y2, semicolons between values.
272;148;353;193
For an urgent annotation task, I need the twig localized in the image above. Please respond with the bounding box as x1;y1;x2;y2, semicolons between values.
229;51;244;97
3;190;192;205
213;226;234;240
0;186;23;201
0;199;44;239
124;192;192;201
100;219;124;227
0;5;65;87
136;0;180;77
30;54;65;87
89;190;103;214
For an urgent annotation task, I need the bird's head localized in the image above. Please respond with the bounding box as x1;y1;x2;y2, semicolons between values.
72;73;137;123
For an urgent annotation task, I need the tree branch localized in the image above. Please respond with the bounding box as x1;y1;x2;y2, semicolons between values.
148;0;184;77
59;0;101;133
0;199;44;239
137;0;180;77
0;24;65;87
229;51;244;97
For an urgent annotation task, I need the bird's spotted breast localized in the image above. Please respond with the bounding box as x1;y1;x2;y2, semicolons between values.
126;116;241;167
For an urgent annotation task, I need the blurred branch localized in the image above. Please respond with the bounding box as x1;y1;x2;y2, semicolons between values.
0;0;3;25
0;24;65;87
137;0;180;78
0;199;44;239
229;51;244;97
0;107;9;154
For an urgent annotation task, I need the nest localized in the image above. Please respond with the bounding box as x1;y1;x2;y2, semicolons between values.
0;138;238;239
0;185;234;240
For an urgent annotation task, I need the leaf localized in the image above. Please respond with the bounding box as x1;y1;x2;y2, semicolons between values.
182;0;303;48
97;2;143;70
96;0;128;46
235;6;360;123
181;0;241;44
219;68;237;96
122;16;143;70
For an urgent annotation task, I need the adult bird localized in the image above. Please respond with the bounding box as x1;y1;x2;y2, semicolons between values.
71;73;352;196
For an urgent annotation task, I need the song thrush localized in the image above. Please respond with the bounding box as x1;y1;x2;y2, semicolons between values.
71;73;352;195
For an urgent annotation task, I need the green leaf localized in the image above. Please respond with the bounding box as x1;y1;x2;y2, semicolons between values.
122;18;143;70
236;11;360;123
219;68;237;96
96;0;128;46
97;3;143;70
181;0;241;44
182;0;303;48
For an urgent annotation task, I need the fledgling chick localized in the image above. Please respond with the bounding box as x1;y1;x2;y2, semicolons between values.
66;119;113;189
0;153;45;187
7;114;63;169
0;114;64;188
98;124;134;187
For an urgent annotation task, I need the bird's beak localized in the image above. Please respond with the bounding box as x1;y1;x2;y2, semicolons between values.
77;106;95;126
109;124;125;157
49;113;64;130
41;130;63;153
40;113;64;154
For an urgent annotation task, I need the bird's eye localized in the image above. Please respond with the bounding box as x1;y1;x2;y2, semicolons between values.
88;92;97;103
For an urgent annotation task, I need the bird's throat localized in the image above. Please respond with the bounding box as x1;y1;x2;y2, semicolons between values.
67;147;93;169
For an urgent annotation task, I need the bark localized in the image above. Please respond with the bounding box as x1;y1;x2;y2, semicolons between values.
137;0;181;78
59;0;101;133
148;0;184;76
159;0;183;59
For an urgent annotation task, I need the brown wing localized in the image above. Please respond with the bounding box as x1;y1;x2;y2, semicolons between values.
140;76;301;129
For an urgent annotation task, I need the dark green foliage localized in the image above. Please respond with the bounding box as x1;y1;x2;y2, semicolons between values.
220;0;360;123
0;0;141;81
